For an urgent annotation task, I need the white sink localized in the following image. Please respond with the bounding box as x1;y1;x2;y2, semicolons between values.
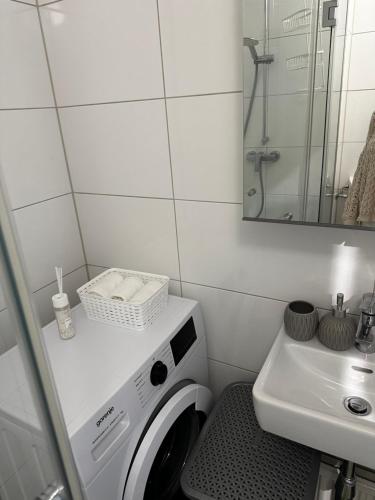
253;327;375;468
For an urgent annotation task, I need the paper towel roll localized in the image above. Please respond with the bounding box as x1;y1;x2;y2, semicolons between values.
88;272;123;298
129;280;162;304
111;277;144;301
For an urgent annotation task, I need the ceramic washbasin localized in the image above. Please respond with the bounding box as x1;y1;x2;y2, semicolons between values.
253;327;375;468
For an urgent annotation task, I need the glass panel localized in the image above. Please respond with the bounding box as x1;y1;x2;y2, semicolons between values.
0;257;64;499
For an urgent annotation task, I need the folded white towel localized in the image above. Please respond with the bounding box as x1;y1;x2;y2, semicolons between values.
129;280;163;304
88;272;123;298
111;276;144;301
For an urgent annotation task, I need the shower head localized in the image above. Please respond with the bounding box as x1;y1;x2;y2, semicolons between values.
243;37;259;62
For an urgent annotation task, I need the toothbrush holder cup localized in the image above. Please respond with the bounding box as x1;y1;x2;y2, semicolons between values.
284;301;319;341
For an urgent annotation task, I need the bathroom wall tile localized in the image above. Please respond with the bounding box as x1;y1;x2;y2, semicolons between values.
32;266;87;327
60;100;172;198
0;109;70;209
339;142;364;186
76;194;180;280
0;1;53;108
265;194;301;220
0;309;16;355
344;90;375;142
265;147;322;197
182;282;284;372
267;92;326;148
352;0;375;34
348;32;375;90
208;359;257;400
13;195;85;291
40;0;163;106
244;97;263;148
167;93;242;203
243;0;265;43
158;0;242;96
87;265;181;297
176;200;375;311
243;40;265;99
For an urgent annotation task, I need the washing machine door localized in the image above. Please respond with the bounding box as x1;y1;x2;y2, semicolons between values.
123;383;212;500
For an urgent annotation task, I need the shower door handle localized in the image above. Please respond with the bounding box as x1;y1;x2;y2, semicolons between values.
322;0;338;28
36;482;66;500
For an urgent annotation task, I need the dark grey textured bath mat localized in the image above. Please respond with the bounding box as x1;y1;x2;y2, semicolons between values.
181;383;320;500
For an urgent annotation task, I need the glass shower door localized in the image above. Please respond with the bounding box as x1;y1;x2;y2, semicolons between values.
0;184;83;500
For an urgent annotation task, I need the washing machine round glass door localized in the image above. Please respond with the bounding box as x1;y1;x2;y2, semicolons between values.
123;383;212;500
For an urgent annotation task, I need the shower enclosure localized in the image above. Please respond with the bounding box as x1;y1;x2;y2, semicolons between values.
0;189;83;499
243;0;348;225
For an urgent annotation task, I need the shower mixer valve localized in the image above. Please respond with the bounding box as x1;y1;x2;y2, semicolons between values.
246;151;280;172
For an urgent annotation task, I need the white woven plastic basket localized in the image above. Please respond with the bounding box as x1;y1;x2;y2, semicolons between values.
77;268;169;331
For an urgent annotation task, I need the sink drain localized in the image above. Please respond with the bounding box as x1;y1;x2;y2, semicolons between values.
344;397;372;416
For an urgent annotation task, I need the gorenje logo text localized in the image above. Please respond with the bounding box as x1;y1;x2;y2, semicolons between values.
96;407;115;427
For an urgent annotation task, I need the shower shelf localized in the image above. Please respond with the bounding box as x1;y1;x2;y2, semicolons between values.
282;9;312;33
286;50;324;71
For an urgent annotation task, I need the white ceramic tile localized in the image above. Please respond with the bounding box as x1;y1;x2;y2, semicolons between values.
13;195;85;291
267;92;326;148
265;147;322;197
167;93;242;203
208;359;257;400
344;90;375;142
269;31;330;96
265;194;302;220
243;0;265;43
0;416;34;484
339;142;364;186
0;109;70;209
267;93;308;147
352;0;375;34
244;97;263;148
243;40;265;98
348;32;375;90
0;283;6;312
40;0;163;106
182;282;284;372
60;100;172;198
76;194;179;280
17;459;45;500
0;309;16;355
0;1;53;108
158;0;242;96
32;266;87;327
176;200;375;311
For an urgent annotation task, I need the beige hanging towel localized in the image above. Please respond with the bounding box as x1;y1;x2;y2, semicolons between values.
343;112;375;225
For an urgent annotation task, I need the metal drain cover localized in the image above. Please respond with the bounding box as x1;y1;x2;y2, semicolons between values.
344;397;372;416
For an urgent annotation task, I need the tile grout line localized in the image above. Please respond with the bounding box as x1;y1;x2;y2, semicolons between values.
36;5;90;283
207;357;259;375
32;264;86;294
82;268;334;315
75;191;243;205
11;192;71;212
0;264;86;314
156;0;183;297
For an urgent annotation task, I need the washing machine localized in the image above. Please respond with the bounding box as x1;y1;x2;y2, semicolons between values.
43;295;213;500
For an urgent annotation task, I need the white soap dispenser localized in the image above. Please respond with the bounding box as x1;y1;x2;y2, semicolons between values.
52;266;75;340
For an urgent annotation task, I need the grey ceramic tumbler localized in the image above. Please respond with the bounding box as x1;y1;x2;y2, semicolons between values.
284;301;319;341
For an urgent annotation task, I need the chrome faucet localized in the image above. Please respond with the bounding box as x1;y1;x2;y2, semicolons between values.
355;292;375;354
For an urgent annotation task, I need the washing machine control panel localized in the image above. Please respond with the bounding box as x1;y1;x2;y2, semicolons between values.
134;343;175;408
